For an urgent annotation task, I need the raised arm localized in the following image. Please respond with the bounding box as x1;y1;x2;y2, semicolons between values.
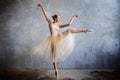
38;3;51;24
59;15;78;28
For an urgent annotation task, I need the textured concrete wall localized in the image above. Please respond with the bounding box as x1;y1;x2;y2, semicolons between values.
0;0;120;69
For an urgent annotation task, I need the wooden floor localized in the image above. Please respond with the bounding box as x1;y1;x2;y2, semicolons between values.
0;69;120;80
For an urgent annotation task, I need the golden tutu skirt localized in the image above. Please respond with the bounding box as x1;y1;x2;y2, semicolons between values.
31;32;75;62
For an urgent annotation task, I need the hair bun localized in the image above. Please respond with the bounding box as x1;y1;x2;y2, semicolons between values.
52;14;58;21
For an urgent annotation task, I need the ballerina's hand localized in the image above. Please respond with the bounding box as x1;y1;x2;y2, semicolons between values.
73;15;78;18
37;3;43;8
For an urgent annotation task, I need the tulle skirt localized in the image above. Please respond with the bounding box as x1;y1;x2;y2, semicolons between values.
31;32;75;62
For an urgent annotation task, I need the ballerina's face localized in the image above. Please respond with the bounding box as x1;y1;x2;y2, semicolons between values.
52;15;61;22
56;15;60;22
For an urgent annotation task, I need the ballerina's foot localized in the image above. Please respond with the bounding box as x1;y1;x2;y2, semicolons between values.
55;70;58;80
84;29;93;33
88;29;93;32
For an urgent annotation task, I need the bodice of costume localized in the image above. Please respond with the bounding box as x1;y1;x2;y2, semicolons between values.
49;23;59;36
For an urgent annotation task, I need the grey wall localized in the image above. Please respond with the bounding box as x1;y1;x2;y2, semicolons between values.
0;0;120;69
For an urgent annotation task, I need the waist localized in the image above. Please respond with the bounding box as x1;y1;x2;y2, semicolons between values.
49;33;61;38
50;33;58;36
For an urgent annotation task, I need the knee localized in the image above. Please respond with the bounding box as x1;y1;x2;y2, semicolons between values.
68;28;76;33
67;28;72;32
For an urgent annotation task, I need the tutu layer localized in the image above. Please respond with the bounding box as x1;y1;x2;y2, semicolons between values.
31;32;75;62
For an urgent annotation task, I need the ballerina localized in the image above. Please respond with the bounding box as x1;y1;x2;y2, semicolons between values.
32;3;92;80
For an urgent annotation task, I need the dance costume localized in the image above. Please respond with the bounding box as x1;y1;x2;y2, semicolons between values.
32;23;75;62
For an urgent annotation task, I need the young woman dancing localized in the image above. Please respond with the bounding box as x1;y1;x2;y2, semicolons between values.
32;3;92;80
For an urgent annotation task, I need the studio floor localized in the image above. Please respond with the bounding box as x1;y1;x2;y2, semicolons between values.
0;69;120;80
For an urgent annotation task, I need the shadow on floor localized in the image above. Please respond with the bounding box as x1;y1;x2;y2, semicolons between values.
81;70;120;80
0;69;75;80
0;69;120;80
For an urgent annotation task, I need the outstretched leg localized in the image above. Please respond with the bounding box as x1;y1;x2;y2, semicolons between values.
51;43;58;80
63;28;92;35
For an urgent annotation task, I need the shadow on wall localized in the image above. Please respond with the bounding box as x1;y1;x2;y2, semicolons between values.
0;0;19;69
115;0;120;70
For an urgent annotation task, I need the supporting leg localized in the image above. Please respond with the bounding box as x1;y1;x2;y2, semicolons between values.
53;61;58;80
51;43;58;80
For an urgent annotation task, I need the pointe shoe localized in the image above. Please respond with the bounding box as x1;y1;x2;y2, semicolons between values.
89;29;93;32
55;70;58;80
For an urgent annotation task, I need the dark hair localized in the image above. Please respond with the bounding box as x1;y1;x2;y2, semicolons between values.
52;14;58;20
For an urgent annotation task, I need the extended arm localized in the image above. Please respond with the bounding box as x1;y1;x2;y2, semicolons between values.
59;15;78;28
38;3;51;24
